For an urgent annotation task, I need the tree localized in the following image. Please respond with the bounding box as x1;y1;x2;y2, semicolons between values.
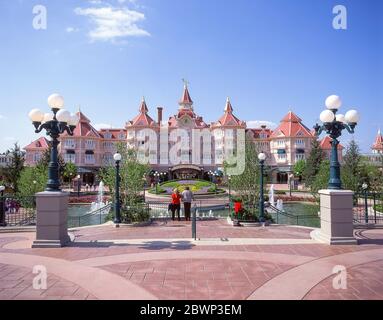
293;159;306;181
341;140;362;191
99;143;150;207
62;162;77;182
4;143;25;193
18;165;47;197
304;139;325;188
224;138;261;206
311;160;330;201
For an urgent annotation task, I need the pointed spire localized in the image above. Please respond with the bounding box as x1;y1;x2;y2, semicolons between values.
224;97;233;113
139;96;149;113
179;80;193;106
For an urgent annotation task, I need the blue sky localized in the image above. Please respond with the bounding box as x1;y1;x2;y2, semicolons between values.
0;0;381;152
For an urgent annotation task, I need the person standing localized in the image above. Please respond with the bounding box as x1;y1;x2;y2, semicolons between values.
170;189;181;221
182;187;194;221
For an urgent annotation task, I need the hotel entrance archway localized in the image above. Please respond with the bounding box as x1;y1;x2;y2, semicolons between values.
170;164;204;180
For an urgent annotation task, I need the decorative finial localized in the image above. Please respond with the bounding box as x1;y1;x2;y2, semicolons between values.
182;78;189;88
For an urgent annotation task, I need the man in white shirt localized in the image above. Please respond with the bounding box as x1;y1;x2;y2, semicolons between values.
182;187;194;221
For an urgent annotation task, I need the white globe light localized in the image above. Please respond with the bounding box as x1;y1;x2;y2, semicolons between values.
56;109;71;123
68;113;79;126
320;110;335;123
47;93;64;110
28;109;44;123
325;95;342;110
42;113;54;123
258;153;267;161
345;109;360;124
114;153;122;161
335;114;346;123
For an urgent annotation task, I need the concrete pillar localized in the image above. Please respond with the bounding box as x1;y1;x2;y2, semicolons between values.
32;191;71;248
311;189;357;245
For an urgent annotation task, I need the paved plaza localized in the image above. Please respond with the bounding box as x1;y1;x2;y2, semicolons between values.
1;220;383;300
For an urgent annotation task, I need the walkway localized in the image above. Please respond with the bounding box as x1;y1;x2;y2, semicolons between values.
1;220;383;300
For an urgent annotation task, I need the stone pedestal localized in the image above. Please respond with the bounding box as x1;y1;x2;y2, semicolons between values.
311;189;357;245
32;192;71;248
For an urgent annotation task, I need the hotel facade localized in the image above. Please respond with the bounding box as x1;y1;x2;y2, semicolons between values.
24;85;351;185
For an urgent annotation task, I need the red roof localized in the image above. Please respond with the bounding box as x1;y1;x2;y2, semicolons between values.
271;111;313;138
320;136;344;150
62;111;101;138
372;130;383;150
24;137;49;150
127;98;157;127
179;84;193;105
213;98;245;128
248;127;272;139
99;129;127;139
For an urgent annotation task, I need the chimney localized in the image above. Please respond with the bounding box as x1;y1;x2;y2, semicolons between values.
157;107;163;125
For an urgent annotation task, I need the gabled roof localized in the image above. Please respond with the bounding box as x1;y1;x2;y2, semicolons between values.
126;98;158;128
372;129;383;150
62;111;102;138
24;137;49;150
271;111;313;138
320;136;344;150
247;127;273;139
212;98;245;128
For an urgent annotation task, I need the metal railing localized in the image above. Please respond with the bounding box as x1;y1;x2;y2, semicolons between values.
267;204;320;228
353;192;383;225
68;203;112;228
0;195;36;227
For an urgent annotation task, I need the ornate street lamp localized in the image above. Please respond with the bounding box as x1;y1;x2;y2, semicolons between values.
314;95;360;190
113;152;122;225
28;94;78;192
258;153;267;222
228;175;232;201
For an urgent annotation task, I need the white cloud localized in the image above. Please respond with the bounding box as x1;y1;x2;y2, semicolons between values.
66;27;79;33
94;123;114;130
246;120;277;129
0;115;6;120
74;5;150;43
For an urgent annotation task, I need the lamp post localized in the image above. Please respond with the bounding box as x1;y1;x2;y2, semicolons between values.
113;153;122;225
28;94;78;191
258;153;267;222
154;172;160;194
142;174;147;203
76;174;81;197
289;174;294;197
362;183;369;223
0;186;5;226
314;95;360;190
228;175;231;201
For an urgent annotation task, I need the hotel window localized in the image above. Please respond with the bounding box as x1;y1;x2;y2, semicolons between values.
85;140;96;149
295;139;304;146
104;133;112;139
276;139;285;147
259;133;268;139
64;139;76;148
33;153;41;163
118;133;125;139
277;149;287;160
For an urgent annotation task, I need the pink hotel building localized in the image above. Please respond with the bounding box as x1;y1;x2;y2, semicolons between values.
24;85;346;185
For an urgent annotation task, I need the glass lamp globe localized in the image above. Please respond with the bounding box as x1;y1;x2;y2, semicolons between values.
56;109;71;123
345;110;360;124
335;114;346;123
258;153;267;161
113;153;122;162
28;109;44;123
320;110;335;123
68;113;79;126
325;95;342;110
0;186;5;192
42;112;54;123
48;94;64;110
